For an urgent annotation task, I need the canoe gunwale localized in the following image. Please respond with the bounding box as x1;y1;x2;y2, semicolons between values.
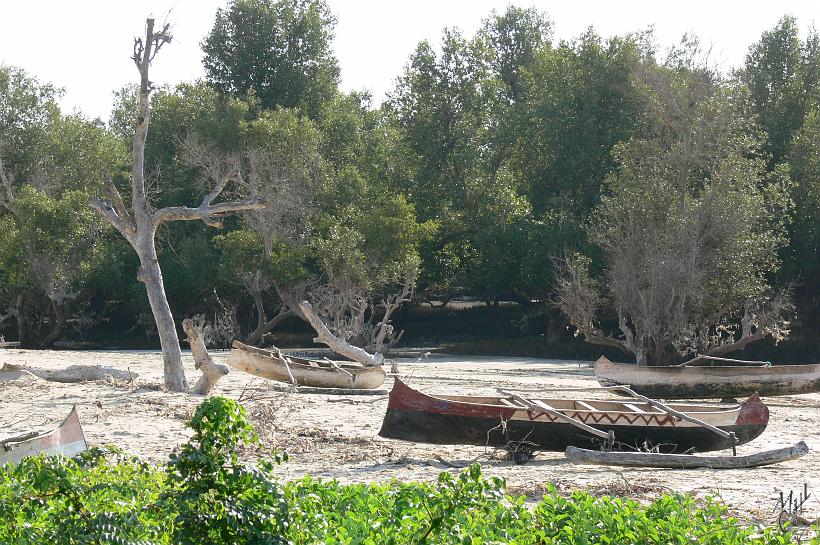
0;405;88;465
228;341;386;389
595;355;820;398
378;379;768;452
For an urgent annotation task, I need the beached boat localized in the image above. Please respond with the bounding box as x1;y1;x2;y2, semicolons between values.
0;406;88;465
378;379;769;453
595;355;820;399
228;340;386;389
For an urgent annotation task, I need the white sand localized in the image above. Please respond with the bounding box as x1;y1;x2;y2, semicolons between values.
2;348;817;523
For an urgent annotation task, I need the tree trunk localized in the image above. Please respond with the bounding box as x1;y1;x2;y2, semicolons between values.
137;236;188;392
14;295;33;348
244;290;294;346
40;300;66;348
183;318;228;395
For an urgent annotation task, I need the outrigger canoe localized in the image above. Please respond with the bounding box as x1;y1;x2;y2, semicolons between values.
595;355;820;399
228;341;386;389
378;379;769;453
0;406;88;465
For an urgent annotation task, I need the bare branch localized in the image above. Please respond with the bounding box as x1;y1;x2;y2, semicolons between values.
554;253;633;355
152;197;265;228
298;300;384;367
102;169;135;237
0;152;14;209
90;198;132;242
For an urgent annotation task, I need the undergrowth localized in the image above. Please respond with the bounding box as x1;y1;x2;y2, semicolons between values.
0;396;810;544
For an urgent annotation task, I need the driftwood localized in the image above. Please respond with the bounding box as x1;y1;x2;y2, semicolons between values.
565;441;809;469
182;318;229;395
298;300;384;367
0;363;137;383
260;383;388;395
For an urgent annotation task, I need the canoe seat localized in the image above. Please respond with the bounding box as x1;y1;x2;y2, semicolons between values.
623;403;648;414
500;398;528;409
574;401;598;412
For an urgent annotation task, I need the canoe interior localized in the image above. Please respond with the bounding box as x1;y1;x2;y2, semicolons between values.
0;406;88;466
232;341;368;371
229;340;386;389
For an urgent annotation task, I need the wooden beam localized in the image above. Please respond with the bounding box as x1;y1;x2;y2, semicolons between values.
565;441;809;469
623;403;648;414
574;401;598;411
611;385;736;443
498;389;612;441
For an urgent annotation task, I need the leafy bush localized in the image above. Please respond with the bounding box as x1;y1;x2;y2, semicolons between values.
166;396;288;544
0;397;808;544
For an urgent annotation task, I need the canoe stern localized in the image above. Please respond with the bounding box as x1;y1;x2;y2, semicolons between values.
736;393;769;426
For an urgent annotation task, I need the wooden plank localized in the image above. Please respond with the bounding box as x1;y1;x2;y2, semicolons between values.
498;389;612;441
565;441;809;469
499;398;526;409
574;401;598;411
623;403;648;414
680;354;771;367
611;385;736;442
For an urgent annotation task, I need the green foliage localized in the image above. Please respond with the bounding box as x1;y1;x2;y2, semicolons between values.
535;486;796;545
166;396;288;544
0;434;802;545
743;16;820;164
0;65;61;176
0;447;167;544
202;0;340;118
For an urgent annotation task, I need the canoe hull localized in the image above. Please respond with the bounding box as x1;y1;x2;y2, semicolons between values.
228;341;386;389
0;406;88;466
595;356;820;399
378;379;768;453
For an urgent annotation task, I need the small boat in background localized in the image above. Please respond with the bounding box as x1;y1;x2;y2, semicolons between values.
595;355;820;399
0;406;88;466
228;341;386;389
378;379;769;453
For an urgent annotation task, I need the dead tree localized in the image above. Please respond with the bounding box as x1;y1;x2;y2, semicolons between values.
298;300;385;367
183;316;229;395
90;19;264;391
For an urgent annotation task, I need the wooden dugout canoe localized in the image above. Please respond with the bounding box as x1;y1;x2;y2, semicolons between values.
0;406;88;466
595;356;820;399
228;341;386;389
378;379;769;453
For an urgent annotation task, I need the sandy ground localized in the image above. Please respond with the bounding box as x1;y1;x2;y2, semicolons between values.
1;348;818;524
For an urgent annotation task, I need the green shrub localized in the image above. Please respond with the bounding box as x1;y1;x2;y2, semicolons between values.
0;397;808;544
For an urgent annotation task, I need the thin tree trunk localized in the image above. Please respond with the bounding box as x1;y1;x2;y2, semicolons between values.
245;298;294;346
40;300;66;348
137;236;188;391
14;295;32;348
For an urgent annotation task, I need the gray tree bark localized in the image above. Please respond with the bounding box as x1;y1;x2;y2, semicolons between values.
90;19;264;391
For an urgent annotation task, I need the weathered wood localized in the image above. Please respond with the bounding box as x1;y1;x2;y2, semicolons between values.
228;341;386;389
298;301;385;367
256;383;388;395
565;441;809;469
2;363;137;383
595;355;820;399
498;389;613;441
609;384;735;442
182;318;229;396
